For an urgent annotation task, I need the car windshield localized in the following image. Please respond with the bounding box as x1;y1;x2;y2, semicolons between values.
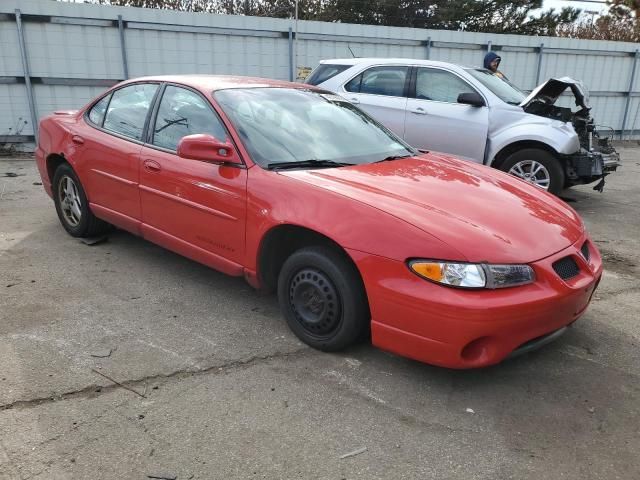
214;87;414;168
465;68;526;105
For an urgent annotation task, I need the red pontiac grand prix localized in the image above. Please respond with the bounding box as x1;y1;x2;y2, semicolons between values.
35;75;602;368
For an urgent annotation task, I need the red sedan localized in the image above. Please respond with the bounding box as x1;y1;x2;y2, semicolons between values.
35;76;602;368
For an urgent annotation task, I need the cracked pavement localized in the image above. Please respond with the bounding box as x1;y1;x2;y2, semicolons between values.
1;151;639;479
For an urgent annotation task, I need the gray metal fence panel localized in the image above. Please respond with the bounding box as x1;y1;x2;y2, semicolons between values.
2;0;640;146
0;85;31;137
24;22;124;79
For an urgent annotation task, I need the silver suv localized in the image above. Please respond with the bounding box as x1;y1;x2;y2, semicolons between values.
306;58;620;194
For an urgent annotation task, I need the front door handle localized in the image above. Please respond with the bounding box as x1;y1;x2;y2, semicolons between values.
143;159;161;172
71;135;85;145
410;107;427;115
348;97;360;104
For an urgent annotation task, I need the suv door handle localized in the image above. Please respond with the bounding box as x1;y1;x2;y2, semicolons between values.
410;107;427;115
143;159;161;172
71;135;85;144
348;97;360;104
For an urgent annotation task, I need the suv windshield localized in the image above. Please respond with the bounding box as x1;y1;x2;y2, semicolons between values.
214;88;413;168
466;68;526;105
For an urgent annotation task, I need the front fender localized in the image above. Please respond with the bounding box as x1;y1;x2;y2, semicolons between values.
244;167;465;273
487;120;579;166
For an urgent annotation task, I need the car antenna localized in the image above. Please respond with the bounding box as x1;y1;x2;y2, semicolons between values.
347;44;358;58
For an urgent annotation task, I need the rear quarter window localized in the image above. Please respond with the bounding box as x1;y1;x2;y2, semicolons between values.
305;64;351;86
87;94;111;127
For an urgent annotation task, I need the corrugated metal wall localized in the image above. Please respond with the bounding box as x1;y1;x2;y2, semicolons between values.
2;0;640;148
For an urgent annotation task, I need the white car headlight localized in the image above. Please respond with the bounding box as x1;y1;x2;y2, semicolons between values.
408;260;535;289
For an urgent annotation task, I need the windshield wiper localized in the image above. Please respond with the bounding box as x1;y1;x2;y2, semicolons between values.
374;154;413;163
266;159;354;170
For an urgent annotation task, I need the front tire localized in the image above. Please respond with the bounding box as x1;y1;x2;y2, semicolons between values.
277;246;370;352
52;163;110;237
499;149;565;195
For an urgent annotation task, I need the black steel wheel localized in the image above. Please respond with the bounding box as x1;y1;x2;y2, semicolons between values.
277;246;369;351
289;267;342;339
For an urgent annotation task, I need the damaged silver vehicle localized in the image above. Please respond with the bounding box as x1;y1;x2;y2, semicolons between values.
307;58;621;195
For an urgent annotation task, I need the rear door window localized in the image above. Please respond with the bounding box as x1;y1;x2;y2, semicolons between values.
305;64;351;85
103;83;159;141
344;66;409;97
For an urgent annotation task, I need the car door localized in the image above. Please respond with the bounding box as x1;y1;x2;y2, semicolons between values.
340;65;409;137
139;84;247;267
80;82;159;233
404;67;488;162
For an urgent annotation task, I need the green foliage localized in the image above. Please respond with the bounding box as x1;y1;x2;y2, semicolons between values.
90;0;581;35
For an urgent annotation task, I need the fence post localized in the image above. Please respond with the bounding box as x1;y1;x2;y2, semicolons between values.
117;15;129;79
425;36;431;60
14;9;38;143
535;43;544;85
486;40;492;52
288;26;294;82
620;49;639;140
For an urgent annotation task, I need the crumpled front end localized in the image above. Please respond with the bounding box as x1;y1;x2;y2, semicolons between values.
564;116;621;191
521;76;621;191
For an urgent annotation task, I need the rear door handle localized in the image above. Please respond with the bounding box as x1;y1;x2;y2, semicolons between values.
410;107;427;115
143;159;161;172
71;135;85;145
348;97;360;104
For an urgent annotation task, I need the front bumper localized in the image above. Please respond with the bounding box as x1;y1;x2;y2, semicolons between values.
566;148;620;181
601;151;621;172
348;233;602;369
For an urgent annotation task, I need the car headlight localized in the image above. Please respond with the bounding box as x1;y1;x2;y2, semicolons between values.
408;260;535;289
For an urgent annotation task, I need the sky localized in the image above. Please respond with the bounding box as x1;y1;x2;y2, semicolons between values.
544;0;610;16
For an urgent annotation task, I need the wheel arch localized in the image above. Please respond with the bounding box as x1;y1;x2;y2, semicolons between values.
46;153;68;185
256;224;363;293
491;140;560;170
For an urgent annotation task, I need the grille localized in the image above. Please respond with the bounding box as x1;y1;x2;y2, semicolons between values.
553;256;580;280
581;241;590;261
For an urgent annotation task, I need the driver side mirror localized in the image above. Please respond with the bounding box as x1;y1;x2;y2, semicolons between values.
457;92;485;107
177;134;242;165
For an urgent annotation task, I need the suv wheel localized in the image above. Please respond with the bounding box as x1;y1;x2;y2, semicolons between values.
499;149;565;195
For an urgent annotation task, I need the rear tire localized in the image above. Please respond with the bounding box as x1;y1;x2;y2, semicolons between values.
499;148;565;195
52;163;110;237
277;246;369;352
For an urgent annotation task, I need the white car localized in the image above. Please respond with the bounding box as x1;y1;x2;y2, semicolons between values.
306;58;620;194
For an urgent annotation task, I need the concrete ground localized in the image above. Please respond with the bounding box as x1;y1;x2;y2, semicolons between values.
0;151;639;480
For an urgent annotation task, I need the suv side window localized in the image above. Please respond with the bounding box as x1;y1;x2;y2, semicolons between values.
152;85;228;152
345;66;409;97
88;94;111;127
415;68;478;104
305;64;350;85
103;83;159;141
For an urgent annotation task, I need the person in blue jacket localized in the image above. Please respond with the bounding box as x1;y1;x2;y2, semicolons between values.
484;51;507;80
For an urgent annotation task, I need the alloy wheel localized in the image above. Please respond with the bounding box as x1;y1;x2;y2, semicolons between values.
58;175;82;227
508;160;551;190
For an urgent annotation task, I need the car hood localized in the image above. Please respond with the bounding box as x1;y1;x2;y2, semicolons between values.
519;77;589;110
279;154;583;264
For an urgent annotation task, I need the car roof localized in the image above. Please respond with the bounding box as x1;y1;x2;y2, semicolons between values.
122;75;310;92
319;58;477;71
